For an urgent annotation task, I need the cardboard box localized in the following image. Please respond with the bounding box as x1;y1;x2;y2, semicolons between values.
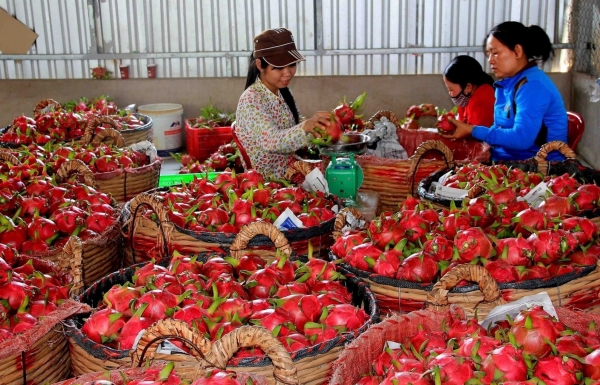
0;8;38;54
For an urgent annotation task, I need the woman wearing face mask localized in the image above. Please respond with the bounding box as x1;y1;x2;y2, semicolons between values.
235;28;331;179
443;22;568;161
443;55;495;127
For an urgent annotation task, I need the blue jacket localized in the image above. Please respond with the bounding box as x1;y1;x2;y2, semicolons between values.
471;65;568;161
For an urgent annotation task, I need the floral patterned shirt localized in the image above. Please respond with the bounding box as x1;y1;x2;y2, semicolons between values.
235;79;313;179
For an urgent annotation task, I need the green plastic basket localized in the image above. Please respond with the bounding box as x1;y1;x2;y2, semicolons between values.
158;172;219;187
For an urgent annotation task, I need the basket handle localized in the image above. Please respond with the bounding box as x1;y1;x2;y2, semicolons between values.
0;151;21;165
332;207;365;240
365;110;400;130
131;318;213;367
534;141;578;161
34;99;62;116
83;117;126;147
58;235;85;298
126;193;172;264
426;264;506;311
55;159;98;189
203;325;299;385
283;160;314;182
229;222;292;260
407;140;455;195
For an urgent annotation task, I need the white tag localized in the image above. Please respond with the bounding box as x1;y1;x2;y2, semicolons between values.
301;168;329;194
433;182;469;199
273;207;305;230
385;340;402;350
480;292;557;329
522;182;550;208
156;340;188;355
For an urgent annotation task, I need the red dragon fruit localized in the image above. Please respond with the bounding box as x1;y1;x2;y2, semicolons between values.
495;236;534;266
480;343;528;383
528;229;578;265
454;227;493;262
547;173;579;197
533;355;581;385
81;308;126;344
509;305;559;358
396;252;439;283
427;352;475;385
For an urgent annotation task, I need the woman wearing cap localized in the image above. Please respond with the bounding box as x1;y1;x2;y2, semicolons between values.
442;55;495;127
235;28;331;178
443;22;567;161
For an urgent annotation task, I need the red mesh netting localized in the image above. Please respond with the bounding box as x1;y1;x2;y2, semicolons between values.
329;306;600;385
0;299;91;359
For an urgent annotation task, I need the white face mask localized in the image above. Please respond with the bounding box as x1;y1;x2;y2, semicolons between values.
451;89;471;107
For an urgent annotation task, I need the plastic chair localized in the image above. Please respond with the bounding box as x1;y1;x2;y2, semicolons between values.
231;122;253;169
567;111;585;149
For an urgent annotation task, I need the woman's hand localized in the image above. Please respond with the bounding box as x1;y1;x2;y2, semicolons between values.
302;111;331;137
441;117;474;139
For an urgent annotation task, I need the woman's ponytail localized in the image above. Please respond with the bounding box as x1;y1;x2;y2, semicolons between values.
527;25;554;63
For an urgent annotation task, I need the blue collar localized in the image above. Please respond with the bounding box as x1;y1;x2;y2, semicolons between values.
493;62;538;89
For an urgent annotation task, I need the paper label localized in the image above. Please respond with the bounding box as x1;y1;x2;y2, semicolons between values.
301;168;329;194
521;182;550;208
273;207;305;230
480;292;557;329
385;340;402;350
431;181;469;199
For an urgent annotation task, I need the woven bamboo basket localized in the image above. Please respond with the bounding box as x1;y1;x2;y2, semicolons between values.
329;270;600;385
78;123;162;202
121;192;337;267
83;114;154;147
20;160;123;287
418;141;600;216
0;237;90;385
56;327;292;385
66;224;378;384
339;254;600;318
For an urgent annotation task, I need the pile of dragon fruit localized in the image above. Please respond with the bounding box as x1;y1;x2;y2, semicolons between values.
5;141;151;174
0;248;73;340
332;191;600;283
0;155;119;254
356;305;600;385
1;96;146;146
143;170;337;232
443;163;600;214
80;252;369;355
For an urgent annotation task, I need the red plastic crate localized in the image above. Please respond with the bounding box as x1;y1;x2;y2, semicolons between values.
185;121;233;162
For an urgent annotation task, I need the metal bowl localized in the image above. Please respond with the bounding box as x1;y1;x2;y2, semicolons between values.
320;133;371;154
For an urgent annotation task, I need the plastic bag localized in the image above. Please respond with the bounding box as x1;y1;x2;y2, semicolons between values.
363;117;408;159
590;78;600;102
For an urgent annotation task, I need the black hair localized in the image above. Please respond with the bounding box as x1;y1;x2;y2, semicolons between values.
443;55;495;88
486;21;554;63
244;53;299;124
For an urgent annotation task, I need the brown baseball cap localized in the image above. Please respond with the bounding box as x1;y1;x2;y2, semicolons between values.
253;28;306;68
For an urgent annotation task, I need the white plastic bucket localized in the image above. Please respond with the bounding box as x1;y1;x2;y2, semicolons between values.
137;103;183;156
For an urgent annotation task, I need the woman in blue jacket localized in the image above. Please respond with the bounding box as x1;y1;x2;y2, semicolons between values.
444;21;568;161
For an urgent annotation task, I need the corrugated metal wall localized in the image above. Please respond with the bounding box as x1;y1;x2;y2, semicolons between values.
0;0;572;79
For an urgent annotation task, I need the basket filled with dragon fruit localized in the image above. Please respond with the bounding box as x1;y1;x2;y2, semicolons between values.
330;186;600;317
0;239;91;385
330;264;600;385
418;142;600;221
1;96;153;147
121;169;340;266
0;152;123;287
66;222;378;385
2;126;162;203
